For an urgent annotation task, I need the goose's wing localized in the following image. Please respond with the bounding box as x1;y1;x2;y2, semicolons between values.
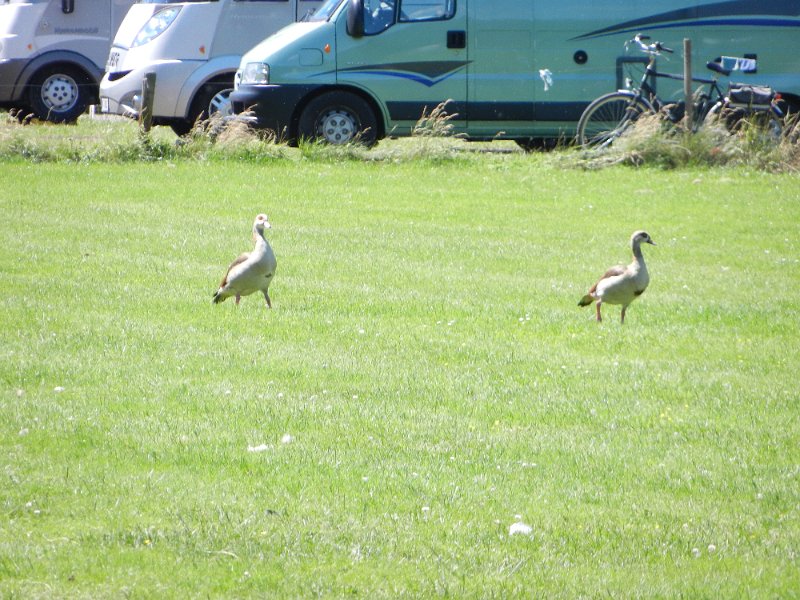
588;265;626;295
219;252;250;288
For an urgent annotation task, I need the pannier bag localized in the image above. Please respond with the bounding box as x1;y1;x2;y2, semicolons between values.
728;84;775;106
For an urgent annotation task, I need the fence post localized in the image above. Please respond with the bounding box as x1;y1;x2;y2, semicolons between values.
140;72;156;134
683;38;693;130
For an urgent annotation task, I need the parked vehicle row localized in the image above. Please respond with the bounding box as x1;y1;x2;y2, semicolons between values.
2;0;800;147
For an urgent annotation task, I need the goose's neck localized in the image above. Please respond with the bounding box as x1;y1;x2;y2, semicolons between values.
631;241;646;264
253;229;267;249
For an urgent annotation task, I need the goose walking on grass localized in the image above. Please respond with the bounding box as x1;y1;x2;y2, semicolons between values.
213;213;277;308
578;230;655;324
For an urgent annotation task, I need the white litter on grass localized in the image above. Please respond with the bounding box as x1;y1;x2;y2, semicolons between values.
54;386;65;393
281;434;293;444
247;444;271;453
509;522;533;537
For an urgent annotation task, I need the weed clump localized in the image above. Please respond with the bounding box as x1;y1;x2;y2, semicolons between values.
570;110;800;171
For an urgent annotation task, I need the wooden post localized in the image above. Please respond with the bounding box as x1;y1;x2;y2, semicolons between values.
683;38;693;130
140;72;156;134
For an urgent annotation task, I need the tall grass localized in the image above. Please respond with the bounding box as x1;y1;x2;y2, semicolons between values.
572;111;800;171
4;107;799;170
0;108;481;165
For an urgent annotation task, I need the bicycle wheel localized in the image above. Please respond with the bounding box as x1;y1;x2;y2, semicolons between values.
577;91;653;149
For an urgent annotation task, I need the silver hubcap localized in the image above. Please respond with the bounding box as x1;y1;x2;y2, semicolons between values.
208;89;234;117
41;74;79;112
318;109;358;144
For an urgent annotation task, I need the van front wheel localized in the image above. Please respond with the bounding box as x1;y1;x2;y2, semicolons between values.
298;91;378;146
27;66;90;123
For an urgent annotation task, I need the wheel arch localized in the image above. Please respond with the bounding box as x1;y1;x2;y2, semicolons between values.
186;72;236;117
290;85;386;141
178;62;239;120
18;51;102;103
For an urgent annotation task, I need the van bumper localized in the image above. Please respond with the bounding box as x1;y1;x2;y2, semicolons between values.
230;84;319;137
0;59;28;104
100;60;200;119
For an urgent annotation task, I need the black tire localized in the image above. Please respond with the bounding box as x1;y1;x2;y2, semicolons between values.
297;91;378;146
515;138;559;152
27;65;90;123
577;91;653;149
169;120;193;137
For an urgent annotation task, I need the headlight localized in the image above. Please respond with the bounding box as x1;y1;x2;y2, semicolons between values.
240;62;270;85
132;7;181;47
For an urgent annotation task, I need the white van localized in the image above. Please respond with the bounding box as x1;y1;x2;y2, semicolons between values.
0;0;135;122
100;0;322;135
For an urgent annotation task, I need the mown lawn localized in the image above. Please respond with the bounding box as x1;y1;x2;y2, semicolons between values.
1;143;798;597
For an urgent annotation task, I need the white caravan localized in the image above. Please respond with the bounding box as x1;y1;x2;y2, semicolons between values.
0;0;135;122
100;0;322;135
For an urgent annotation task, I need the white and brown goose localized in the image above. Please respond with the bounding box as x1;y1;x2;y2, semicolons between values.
213;213;277;308
578;230;655;324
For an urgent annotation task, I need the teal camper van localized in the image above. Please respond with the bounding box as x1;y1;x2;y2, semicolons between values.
230;0;800;145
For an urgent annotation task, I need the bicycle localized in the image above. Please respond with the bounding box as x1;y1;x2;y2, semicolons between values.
576;34;784;149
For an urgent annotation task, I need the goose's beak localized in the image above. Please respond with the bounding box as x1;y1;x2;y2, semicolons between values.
647;239;656;245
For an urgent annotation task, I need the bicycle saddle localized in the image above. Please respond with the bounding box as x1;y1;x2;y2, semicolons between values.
707;56;758;76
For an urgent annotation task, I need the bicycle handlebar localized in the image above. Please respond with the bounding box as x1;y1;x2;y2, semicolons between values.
629;33;674;55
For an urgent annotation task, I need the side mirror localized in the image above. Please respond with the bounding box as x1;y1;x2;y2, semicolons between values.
346;0;364;38
62;0;75;13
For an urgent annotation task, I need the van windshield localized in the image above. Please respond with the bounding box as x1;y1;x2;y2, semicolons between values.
307;0;345;21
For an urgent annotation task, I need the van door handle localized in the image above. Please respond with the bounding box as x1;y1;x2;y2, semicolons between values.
447;31;466;49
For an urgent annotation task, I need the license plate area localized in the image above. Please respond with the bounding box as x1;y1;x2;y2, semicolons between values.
106;50;121;71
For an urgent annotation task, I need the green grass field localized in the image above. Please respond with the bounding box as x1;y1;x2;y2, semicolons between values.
1;119;799;597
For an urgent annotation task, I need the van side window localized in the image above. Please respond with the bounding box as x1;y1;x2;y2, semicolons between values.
398;0;454;22
364;0;396;34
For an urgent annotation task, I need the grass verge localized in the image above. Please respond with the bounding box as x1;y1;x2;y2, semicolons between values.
0;120;799;597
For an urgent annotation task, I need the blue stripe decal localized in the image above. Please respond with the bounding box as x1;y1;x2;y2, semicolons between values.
592;17;800;38
574;0;800;40
341;70;461;88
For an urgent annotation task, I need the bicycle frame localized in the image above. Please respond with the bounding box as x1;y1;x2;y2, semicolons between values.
577;34;786;148
627;53;725;125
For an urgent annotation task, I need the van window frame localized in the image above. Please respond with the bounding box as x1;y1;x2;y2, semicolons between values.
362;0;455;36
398;0;455;23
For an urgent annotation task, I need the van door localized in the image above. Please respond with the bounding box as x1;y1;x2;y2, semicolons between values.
467;0;536;137
337;0;467;134
39;0;112;67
